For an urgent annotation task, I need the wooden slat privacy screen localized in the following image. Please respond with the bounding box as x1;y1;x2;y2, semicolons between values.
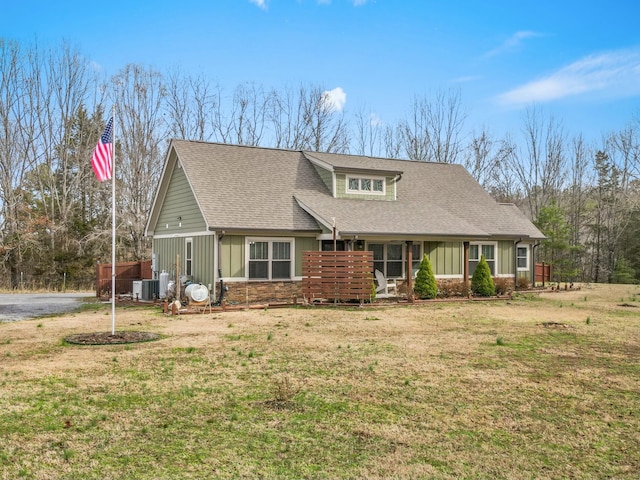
302;251;374;302
96;260;152;297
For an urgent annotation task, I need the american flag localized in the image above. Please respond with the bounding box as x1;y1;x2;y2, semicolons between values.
91;117;113;182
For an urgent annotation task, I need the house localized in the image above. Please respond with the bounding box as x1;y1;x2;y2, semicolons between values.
145;141;545;303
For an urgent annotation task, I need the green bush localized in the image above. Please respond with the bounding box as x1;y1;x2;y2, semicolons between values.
414;254;438;299
471;255;495;297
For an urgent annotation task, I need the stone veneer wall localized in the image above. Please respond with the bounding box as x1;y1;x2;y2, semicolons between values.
224;281;302;305
223;277;516;304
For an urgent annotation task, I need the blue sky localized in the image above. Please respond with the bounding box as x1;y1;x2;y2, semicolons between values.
3;0;640;147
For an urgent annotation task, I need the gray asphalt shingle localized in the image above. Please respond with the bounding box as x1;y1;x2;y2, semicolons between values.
163;141;544;239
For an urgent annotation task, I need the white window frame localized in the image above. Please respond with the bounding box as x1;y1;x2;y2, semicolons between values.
346;175;386;195
245;237;294;281
468;242;497;277
516;245;529;271
185;237;193;277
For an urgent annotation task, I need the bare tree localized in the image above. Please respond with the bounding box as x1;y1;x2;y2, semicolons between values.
398;89;466;163
266;84;350;152
111;64;167;261
509;107;568;220
0;39;31;286
463;128;513;192
28;43;101;272
353;106;382;157
229;82;267;146
381;124;402;160
610;122;640;189
165;70;219;141
565;134;592;275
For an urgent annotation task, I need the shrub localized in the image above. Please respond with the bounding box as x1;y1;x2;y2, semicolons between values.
493;277;512;296
437;280;469;298
471;255;495;297
414;254;438;299
516;276;530;290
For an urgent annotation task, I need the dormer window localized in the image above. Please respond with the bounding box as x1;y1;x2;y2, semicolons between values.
347;175;385;195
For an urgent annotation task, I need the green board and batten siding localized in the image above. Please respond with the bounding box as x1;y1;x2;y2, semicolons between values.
220;235;245;278
156;161;207;235
498;240;514;275
151;159;216;288
295;237;318;276
152;235;216;289
425;242;463;276
425;240;524;277
219;235;319;279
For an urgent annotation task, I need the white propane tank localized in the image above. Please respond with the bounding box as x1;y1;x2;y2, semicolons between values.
185;283;209;303
159;270;169;299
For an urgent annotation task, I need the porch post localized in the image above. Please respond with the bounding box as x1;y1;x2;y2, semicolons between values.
406;241;414;303
463;241;470;290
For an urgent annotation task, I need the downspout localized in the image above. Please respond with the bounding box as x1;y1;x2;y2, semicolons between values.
215;231;226;305
532;242;541;287
514;238;522;291
392;174;402;200
463;242;470;291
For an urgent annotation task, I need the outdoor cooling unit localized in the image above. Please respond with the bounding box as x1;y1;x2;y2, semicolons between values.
141;279;159;301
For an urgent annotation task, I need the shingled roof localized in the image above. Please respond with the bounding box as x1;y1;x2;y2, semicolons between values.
147;140;544;240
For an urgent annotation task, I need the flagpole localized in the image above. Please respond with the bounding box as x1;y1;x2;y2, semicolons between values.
111;106;116;335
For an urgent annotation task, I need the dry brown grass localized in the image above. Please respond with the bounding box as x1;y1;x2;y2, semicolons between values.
1;283;639;479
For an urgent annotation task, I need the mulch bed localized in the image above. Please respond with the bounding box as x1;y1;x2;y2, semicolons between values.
65;331;160;345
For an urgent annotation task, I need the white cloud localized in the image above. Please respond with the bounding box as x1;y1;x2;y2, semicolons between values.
497;47;640;106
483;31;544;58
369;112;381;127
453;75;482;83
322;87;347;112
353;0;369;6
249;0;268;10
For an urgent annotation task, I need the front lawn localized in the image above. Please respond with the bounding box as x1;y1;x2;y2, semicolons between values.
1;284;638;479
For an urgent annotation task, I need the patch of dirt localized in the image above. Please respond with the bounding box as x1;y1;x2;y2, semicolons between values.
539;322;570;329
261;399;294;410
65;331;160;345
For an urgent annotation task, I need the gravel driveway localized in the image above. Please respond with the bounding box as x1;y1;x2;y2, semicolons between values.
0;293;95;322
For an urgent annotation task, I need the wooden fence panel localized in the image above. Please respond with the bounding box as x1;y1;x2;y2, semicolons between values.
302;251;374;302
96;260;153;297
535;262;552;285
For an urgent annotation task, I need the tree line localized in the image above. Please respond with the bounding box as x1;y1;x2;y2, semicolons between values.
1;38;639;289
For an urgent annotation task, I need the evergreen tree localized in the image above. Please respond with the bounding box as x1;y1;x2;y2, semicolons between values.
471;255;495;296
611;258;637;284
536;200;581;282
414;254;437;299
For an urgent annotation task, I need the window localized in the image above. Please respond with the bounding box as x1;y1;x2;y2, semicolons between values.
411;243;422;276
185;238;193;276
247;238;293;280
469;243;495;276
517;246;529;270
321;240;345;251
346;175;385;195
386;244;403;277
369;243;417;278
